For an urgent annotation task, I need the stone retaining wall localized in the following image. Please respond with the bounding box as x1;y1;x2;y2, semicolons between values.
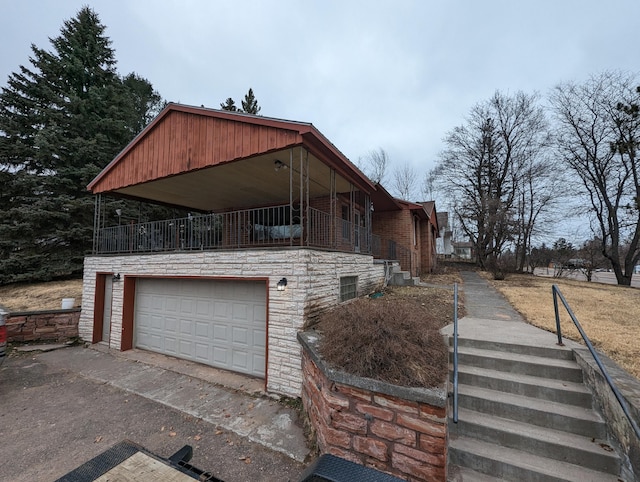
574;347;640;481
6;309;80;343
298;332;448;481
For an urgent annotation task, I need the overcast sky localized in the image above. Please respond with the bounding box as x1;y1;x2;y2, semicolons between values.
2;1;639;242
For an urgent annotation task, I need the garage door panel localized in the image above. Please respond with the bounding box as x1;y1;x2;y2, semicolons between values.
213;346;228;365
253;328;266;348
232;350;249;372
195;321;209;339
135;278;266;378
164;336;177;354
232;326;249;346
213;324;227;341
164;317;178;334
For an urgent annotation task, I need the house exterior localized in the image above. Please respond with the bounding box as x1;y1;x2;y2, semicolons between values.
80;103;439;397
370;192;439;277
452;241;474;260
436;212;453;257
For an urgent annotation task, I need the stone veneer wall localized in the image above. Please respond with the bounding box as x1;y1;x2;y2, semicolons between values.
6;309;80;343
574;347;640;480
298;332;448;482
80;248;385;397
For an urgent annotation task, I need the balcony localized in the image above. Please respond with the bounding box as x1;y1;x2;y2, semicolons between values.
93;204;372;256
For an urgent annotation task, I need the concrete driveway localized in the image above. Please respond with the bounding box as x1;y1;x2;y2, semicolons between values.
0;346;307;481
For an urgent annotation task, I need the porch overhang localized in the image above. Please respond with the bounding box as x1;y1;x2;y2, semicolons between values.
87;103;377;212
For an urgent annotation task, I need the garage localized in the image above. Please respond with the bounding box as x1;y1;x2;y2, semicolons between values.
134;278;266;378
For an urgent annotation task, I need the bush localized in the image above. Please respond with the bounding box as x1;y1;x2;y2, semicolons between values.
316;298;448;388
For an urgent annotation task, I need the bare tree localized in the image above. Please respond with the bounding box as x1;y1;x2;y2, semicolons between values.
434;91;551;271
392;162;418;201
360;147;389;184
549;71;640;285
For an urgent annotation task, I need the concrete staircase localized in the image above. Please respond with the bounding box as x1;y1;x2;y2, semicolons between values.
448;337;623;481
388;264;421;286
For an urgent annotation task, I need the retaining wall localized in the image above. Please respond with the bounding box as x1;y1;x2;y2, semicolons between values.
6;309;80;343
298;331;448;481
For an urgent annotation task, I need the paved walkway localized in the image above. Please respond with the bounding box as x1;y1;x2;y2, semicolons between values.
442;271;580;351
38;344;310;463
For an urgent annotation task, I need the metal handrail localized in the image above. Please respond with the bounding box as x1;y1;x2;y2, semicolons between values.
453;282;459;423
552;284;640;440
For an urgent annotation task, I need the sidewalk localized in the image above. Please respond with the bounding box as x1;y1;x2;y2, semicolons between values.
38;344;310;463
442;271;580;351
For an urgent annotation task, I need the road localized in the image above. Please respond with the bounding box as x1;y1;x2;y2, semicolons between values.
0;349;306;482
533;268;640;288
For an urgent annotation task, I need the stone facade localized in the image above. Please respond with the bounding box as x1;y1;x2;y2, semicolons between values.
299;332;448;481
81;248;385;397
6;309;80;343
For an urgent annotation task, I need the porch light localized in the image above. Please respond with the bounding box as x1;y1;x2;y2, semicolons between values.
274;159;288;172
112;273;121;282
277;278;288;291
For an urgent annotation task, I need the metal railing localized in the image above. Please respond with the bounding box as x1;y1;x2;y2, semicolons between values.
552;284;640;440
453;282;459;423
94;204;373;256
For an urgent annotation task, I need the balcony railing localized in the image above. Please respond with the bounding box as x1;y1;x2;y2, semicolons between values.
93;204;372;256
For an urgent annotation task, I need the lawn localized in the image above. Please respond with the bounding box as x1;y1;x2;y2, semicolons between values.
0;279;83;312
484;273;640;379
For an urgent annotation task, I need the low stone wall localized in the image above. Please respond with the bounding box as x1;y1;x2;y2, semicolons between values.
574;347;640;481
6;309;80;343
298;332;448;481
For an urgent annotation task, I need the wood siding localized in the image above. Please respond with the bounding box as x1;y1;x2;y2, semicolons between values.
92;111;302;193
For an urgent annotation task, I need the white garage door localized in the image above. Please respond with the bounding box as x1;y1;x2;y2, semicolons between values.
135;278;266;377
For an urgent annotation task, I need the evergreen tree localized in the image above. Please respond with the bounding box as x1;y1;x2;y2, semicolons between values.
241;88;261;114
0;7;162;284
220;97;237;111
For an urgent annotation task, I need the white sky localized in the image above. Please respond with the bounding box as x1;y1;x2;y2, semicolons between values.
2;1;639;243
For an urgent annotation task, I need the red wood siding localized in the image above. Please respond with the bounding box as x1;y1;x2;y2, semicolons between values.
92;111;302;193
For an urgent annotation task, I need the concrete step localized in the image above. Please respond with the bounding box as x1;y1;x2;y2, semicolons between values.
454;365;592;407
457;384;606;438
448;465;503;481
453;337;575;361
449;436;621;482
450;408;620;474
454;346;584;382
389;271;420;286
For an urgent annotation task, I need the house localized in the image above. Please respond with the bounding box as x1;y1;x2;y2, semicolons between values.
436;211;453;257
370;185;439;277
80;103;439;397
452;241;474;260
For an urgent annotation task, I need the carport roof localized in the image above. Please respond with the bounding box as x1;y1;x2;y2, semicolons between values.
87;103;395;212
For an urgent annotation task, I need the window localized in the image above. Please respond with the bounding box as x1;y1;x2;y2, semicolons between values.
339;276;358;302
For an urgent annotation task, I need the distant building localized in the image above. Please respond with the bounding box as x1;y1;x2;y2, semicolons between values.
436;212;453;257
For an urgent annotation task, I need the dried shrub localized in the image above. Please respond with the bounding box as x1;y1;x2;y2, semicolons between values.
316;297;448;388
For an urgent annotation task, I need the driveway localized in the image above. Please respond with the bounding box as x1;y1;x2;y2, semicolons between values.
0;347;307;481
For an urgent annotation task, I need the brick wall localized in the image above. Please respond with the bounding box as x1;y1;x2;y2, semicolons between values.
81;248;385;397
299;332;448;481
6;309;80;343
372;210;423;276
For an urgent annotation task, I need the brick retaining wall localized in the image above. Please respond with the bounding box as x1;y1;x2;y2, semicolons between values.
298;332;448;481
6;309;80;343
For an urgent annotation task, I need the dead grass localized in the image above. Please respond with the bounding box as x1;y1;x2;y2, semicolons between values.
0;279;83;312
487;273;640;379
315;286;457;388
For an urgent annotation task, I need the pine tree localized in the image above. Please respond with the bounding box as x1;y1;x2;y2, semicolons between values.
0;7;163;284
220;97;237;111
241;88;261;115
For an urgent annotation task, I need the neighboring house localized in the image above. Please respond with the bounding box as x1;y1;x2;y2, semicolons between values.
370;185;439;277
452;241;474;260
436;211;453;257
80;103;439;397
